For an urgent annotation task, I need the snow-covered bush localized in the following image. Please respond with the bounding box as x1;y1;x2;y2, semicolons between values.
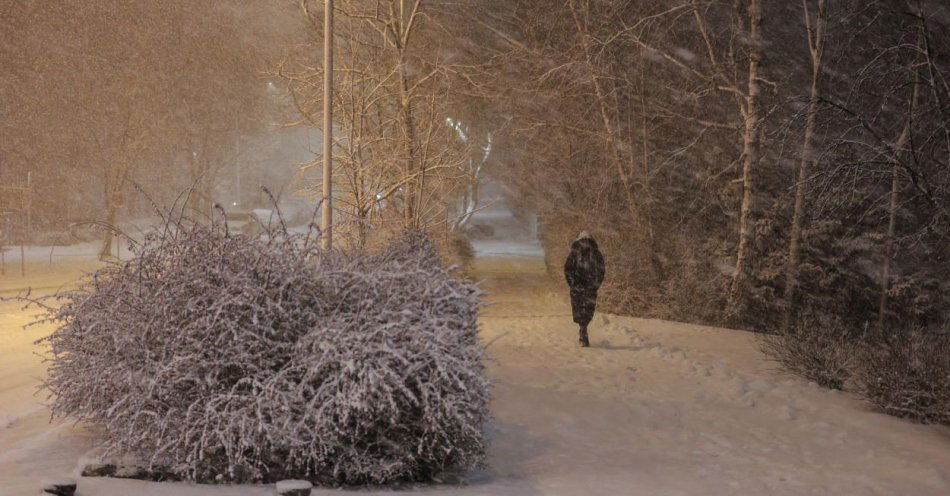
851;329;950;425
758;315;855;390
33;218;489;484
360;224;475;278
437;231;475;277
762;316;950;424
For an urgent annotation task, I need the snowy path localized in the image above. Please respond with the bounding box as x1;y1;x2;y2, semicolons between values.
2;256;950;495
476;257;950;495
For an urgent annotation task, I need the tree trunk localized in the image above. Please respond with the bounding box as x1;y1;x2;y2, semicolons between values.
99;194;118;260
785;0;826;326
356;212;368;249
398;50;417;227
879;163;900;329
200;161;213;218
728;0;763;317
188;156;200;218
879;90;918;329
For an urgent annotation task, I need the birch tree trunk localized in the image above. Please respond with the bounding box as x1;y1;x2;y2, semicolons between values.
785;0;826;325
728;0;763;316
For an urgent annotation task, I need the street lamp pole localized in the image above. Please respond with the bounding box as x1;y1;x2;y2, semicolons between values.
321;0;334;250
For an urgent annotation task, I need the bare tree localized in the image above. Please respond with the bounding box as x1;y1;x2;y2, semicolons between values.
280;0;487;245
1;0;281;252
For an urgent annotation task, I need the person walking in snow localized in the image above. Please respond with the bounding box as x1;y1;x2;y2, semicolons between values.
564;232;605;347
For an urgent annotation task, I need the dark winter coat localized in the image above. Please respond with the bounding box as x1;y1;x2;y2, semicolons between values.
564;235;605;326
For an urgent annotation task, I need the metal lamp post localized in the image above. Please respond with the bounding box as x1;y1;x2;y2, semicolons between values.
321;0;334;250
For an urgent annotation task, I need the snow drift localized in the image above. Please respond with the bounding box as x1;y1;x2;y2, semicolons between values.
30;220;489;484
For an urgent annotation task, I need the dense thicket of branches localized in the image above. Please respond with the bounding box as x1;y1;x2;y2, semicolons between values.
477;0;950;333
33;220;488;483
276;0;498;250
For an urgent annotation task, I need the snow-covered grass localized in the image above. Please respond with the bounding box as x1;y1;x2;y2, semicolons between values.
2;241;950;495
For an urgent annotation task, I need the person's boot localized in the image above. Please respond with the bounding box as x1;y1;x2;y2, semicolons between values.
579;325;590;347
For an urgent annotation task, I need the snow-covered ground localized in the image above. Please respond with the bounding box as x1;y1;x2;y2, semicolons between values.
2;232;950;495
476;257;950;495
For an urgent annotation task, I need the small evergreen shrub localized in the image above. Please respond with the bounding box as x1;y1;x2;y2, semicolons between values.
32;218;489;484
851;329;950;424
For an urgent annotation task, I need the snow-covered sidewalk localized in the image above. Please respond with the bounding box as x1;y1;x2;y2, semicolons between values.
1;255;949;495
